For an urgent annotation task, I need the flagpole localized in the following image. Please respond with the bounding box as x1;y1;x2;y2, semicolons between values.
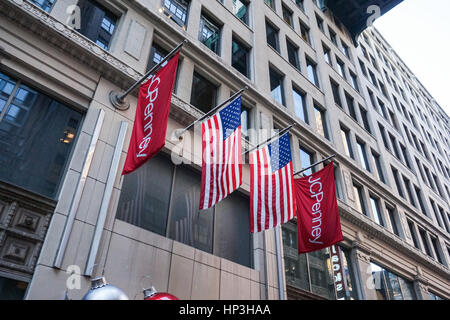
109;39;188;110
293;154;336;176
242;123;297;156
175;86;248;139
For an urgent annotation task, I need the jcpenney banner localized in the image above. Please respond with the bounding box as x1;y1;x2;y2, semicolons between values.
122;52;179;175
294;163;343;254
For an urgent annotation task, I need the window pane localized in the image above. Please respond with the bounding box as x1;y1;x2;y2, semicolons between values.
309;248;335;299
269;68;285;106
357;140;370;171
314;106;329;139
283;223;310;291
168;165;214;253
232;39;249;77
306;59;319;87
299;147;313;175
0;276;27;300
370;196;383;226
370;263;388;300
28;0;55;12
384;270;403;300
293;88;307;123
116;154;173;236
287;41;300;70
190;71;217;113
232;0;248;24
199;15;221;54
266;21;279;51
163;0;189;27
0;74;82;199
214;192;251;267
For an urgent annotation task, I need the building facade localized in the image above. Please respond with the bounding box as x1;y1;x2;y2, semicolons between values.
0;0;449;300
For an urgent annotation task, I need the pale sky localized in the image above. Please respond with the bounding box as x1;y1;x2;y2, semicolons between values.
374;0;450;116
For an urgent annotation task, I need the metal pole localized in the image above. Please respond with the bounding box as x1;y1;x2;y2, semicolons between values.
293;154;336;176
242;123;296;156
175;87;248;139
109;39;188;110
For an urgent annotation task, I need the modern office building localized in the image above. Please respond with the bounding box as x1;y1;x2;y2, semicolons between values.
0;0;448;300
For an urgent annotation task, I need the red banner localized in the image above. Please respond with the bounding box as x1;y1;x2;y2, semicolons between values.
294;163;343;254
122;52;179;175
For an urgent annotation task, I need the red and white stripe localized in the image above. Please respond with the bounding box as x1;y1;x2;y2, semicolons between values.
200;115;242;210
249;147;296;233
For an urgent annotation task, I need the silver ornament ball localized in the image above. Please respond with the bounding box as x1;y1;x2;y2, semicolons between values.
82;277;129;300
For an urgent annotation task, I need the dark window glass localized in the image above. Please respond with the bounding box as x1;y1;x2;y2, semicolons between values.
232;0;249;24
360;106;371;133
28;0;55;12
169;164;214;253
357;139;370;171
0;276;27;300
232;38;250;78
407;220;420;248
372;152;385;183
387;206;400;236
266;21;279;52
309;249;335;299
323;45;331;65
269;68;285;106
282;6;293;27
78;0;118;50
430;236;443;264
293;87;307;123
378;123;390;150
345;93;357;121
337;59;346;79
116;154;174;236
414;186;427;215
389;134;401;159
300;22;311;44
190;71;218;113
287;40;300;70
148;43;168;70
369;196;384;226
0;72;82;199
314;105;329;140
214;192;251;267
353;184;366;215
350;72;359;92
306;58;319;87
265;0;275;9
316;14;324;32
341;127;353;159
329;28;337;45
163;0;190;27
419;228;432;257
330;79;342;107
403;176;415;207
391;167;404;198
199;14;221;54
299;147;314;175
241;105;250;138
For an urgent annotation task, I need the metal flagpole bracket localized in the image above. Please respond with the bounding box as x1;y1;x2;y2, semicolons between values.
109;91;130;111
109;39;188;111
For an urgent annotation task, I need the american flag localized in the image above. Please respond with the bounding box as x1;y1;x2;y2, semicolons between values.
199;97;242;210
250;133;296;233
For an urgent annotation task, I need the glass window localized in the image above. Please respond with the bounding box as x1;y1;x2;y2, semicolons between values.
269;68;285;106
356;140;370;171
389;134;401;159
323;45;331;65
116;154;174;236
418;228;432;257
369;196;384;227
353;183;366;215
299;147;314;175
163;0;190;27
287;40;300;70
306;58;319;87
403;176;416;207
232;38;250;78
266;21;279;52
391;166;404;198
330;79;342;108
360;106;371;133
372;152;385;183
28;0;55;12
350;72;359;92
300;22;311;45
214;192;251;267
265;0;275;9
148;43;169;70
78;0;118;50
407;220;420;249
309;248;335;299
336;59;346;79
386;206;400;236
169;164;214;253
341;127;354;159
314;105;329;140
329;28;337;45
316;14;324;32
292;87;308;123
0;276;28;300
190;71;218;113
0;72;82;199
199;14;221;54
241;105;250;139
232;0;249;24
345;93;357;121
282;5;293;27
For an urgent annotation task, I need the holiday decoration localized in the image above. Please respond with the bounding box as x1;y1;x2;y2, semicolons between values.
82;276;129;300
143;286;179;300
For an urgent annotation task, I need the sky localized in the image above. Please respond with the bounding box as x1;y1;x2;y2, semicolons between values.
373;0;450;115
